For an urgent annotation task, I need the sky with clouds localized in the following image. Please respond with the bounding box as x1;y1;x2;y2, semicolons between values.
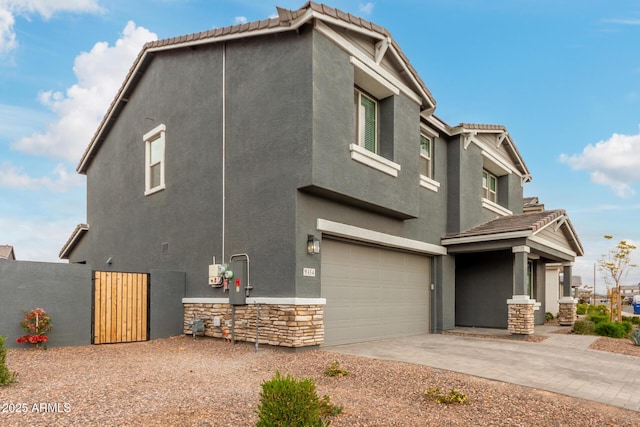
1;0;640;292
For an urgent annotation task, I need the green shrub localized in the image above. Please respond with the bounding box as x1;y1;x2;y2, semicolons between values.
424;387;469;405
324;360;348;378
545;312;554;321
318;394;343;418
620;321;633;335
587;314;609;325
594;322;628;338
622;316;640;325
572;320;595;335
256;371;332;427
631;328;640;346
587;304;609;316
576;304;587;315
0;336;17;386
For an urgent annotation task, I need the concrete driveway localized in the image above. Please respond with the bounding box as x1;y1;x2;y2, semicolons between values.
325;326;640;412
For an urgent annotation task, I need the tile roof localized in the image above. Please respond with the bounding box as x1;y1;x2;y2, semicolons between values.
59;224;89;259
77;2;437;173
447;210;567;239
0;245;15;260
443;209;584;256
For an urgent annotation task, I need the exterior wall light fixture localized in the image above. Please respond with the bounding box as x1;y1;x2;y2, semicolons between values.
307;234;320;255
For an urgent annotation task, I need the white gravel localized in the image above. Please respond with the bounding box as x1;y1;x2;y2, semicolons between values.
0;335;637;426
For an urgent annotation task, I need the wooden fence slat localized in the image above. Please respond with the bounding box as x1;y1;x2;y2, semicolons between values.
93;271;149;345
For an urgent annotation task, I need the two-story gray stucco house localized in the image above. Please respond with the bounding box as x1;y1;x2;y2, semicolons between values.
60;2;584;348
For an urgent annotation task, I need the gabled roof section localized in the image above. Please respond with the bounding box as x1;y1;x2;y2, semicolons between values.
450;123;531;182
76;1;437;173
0;245;15;260
441;209;584;257
59;224;89;260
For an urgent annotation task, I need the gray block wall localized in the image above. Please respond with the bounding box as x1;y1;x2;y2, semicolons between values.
0;260;92;348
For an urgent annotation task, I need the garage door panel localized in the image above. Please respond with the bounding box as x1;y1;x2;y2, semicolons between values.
322;239;430;346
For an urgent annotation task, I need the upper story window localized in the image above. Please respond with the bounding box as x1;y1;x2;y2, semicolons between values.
144;124;166;196
354;89;378;154
482;169;497;202
420;134;432;178
348;57;401;178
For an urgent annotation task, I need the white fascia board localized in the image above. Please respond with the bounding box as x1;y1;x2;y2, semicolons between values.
529;235;578;258
59;224;89;259
182;297;326;305
425;115;449;134
317;218;447;255
386;44;435;108
441;230;530;246
314;20;423;106
420;122;439;138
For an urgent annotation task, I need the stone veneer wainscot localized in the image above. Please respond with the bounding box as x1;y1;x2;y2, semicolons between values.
182;298;325;348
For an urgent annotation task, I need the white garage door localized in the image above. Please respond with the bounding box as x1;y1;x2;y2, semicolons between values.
321;239;430;346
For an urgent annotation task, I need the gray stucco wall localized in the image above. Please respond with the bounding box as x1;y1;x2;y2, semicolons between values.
455;251;513;328
0;260;92;348
75;30;314;299
149;270;186;339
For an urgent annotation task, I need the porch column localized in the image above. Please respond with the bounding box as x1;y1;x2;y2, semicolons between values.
512;246;529;295
558;262;577;326
507;246;537;335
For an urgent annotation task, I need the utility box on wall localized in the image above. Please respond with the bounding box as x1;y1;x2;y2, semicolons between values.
229;256;248;305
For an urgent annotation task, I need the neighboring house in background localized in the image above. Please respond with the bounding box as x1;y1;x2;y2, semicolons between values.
620;285;640;300
60;2;583;348
0;245;15;260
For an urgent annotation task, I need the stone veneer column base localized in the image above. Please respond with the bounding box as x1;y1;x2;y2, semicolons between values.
557;297;577;326
507;295;539;335
183;301;324;348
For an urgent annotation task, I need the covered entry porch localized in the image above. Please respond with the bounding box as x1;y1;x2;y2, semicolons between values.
442;209;584;334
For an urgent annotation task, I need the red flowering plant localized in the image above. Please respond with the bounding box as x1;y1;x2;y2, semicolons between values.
16;308;52;349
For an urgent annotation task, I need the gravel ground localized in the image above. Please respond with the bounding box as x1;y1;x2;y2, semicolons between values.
0;335;638;427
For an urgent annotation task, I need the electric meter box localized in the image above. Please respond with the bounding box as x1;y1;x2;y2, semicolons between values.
208;264;225;286
229;258;248;305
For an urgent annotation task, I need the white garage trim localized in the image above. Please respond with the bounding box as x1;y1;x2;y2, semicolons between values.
317;218;447;255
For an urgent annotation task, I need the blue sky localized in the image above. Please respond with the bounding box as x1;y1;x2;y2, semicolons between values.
1;0;639;292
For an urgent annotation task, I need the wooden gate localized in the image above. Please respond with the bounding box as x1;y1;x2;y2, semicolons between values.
93;271;149;344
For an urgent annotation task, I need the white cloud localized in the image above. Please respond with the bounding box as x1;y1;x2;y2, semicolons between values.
0;162;84;191
0;0;102;55
234;16;248;25
0;6;16;54
359;2;374;15
11;21;157;162
0;213;81;262
559;132;640;198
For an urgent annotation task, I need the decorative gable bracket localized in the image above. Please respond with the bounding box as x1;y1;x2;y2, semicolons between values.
374;37;391;64
554;215;567;232
496;131;508;147
463;131;477;149
521;174;532;186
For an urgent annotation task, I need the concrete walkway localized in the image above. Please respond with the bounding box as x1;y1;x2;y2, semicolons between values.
325;326;640;412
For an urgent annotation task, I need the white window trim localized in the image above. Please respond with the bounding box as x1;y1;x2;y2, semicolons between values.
355;89;378;153
482;170;497;202
420;174;440;192
482;198;513;216
144;123;166;196
349;143;401;177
